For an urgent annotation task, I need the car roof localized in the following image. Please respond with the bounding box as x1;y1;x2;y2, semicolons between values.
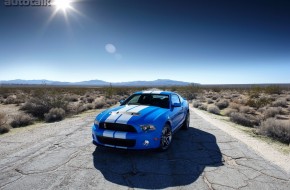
134;91;175;95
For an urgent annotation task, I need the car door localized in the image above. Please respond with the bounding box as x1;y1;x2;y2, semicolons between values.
170;94;184;131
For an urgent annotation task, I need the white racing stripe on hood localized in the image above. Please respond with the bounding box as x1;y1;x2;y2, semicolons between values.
105;105;137;123
128;105;149;113
104;114;120;123
116;105;149;124
116;114;133;124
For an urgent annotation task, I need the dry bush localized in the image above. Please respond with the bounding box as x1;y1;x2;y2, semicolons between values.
239;106;255;114
207;99;214;104
215;100;229;110
10;114;34;128
223;108;237;116
66;95;79;102
263;107;282;119
198;104;208;111
0;112;10;134
105;98;117;106
229;103;241;111
207;105;220;115
257;118;290;144
85;103;94;110
4;95;16;104
286;96;290;101
193;101;202;108
86;97;95;103
272;99;287;108
211;95;219;100
21;93;68;119
95;100;106;109
230;112;260;127
257;107;266;114
246;97;271;108
0;125;10;134
44;108;66;122
74;103;87;114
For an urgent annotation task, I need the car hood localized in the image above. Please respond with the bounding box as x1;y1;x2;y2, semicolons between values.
98;105;168;125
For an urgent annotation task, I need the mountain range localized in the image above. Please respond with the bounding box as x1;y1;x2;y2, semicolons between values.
0;79;194;86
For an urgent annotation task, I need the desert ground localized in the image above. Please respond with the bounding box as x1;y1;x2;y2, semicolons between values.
0;85;290;189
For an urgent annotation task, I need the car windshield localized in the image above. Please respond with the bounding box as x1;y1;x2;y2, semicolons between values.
124;94;169;109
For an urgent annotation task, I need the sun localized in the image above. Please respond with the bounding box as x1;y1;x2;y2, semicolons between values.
52;0;72;12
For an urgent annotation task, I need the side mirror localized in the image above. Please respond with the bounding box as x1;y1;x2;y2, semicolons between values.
172;102;181;107
119;100;125;105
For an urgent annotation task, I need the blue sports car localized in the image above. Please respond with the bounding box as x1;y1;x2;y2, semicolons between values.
92;90;190;151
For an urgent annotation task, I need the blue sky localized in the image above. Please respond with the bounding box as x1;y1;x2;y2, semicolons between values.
1;0;290;84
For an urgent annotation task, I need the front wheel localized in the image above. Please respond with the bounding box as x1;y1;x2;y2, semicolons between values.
182;112;190;130
159;124;172;151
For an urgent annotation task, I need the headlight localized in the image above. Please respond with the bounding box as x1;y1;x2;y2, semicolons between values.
94;119;99;126
140;124;156;131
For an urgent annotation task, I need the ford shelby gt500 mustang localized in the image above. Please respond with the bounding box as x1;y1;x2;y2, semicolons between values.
92;90;190;150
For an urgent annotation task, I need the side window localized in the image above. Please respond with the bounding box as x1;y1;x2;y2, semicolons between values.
171;94;180;104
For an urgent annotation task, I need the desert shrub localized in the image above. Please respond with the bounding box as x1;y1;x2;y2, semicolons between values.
229;103;241;110
0;124;10;134
272;99;287;108
198;104;208;111
44;108;66;122
75;103;87;114
239;106;255;114
264;86;282;95
207;105;220;115
263;107;282;119
4;95;16;104
10;114;34;128
286;96;290;101
86;97;95;103
212;95;219;100
257;107;266;114
257;118;290;144
230;112;259;127
66;95;79;102
86;103;94;110
0;112;10;134
105;98;117;106
246;97;271;108
249;86;262;98
21;93;68;119
95;100;105;109
223;108;237;116
207;99;214;104
215;100;229;110
193;101;202;108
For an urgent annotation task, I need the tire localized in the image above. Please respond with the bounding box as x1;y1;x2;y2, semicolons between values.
159;124;172;151
182;111;190;130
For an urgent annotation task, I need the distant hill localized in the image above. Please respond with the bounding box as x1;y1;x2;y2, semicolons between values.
0;79;192;86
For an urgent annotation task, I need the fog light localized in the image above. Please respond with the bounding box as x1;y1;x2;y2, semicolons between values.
143;140;149;146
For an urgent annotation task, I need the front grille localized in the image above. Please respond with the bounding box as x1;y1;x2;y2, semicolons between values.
97;136;136;147
99;122;137;133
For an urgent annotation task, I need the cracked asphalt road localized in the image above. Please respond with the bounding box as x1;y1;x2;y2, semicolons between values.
0;110;289;190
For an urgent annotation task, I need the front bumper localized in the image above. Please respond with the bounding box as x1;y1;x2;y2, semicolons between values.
92;125;161;149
